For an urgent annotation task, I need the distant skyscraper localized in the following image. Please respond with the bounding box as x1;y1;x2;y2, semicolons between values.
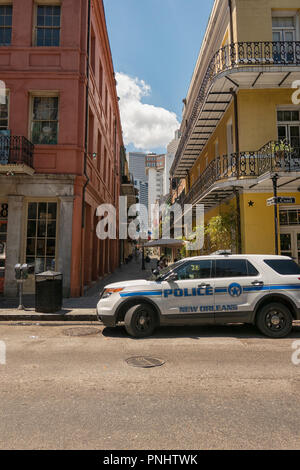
145;154;166;230
127;152;149;232
128;152;147;181
167;129;181;156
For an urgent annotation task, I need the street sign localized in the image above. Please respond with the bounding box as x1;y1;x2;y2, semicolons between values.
267;197;276;206
267;197;296;206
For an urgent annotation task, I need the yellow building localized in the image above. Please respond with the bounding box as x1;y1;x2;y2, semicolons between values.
171;0;300;259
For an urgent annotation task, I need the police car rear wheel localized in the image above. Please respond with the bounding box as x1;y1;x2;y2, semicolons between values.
256;302;293;338
124;304;156;338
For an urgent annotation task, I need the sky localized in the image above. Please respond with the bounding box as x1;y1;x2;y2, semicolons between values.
103;0;215;153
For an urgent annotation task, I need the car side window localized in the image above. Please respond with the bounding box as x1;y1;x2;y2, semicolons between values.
264;259;300;275
247;260;260;276
215;259;257;278
176;260;212;280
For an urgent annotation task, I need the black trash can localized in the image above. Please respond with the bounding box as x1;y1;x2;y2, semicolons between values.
35;271;63;313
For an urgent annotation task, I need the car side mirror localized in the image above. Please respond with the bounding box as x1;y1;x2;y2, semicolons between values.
167;272;178;282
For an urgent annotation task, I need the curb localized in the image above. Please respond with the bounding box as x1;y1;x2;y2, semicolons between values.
0;314;99;322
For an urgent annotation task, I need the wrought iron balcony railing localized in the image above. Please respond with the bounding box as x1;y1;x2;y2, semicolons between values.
172;40;300;175
213;41;300;74
0;135;34;167
185;141;300;205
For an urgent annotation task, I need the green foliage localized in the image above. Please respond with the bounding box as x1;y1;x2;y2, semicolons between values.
180;243;187;259
271;140;293;153
205;207;237;252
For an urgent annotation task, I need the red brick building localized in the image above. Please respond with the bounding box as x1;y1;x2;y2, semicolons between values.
0;0;122;297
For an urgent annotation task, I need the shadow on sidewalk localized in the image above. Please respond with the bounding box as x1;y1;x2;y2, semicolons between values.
64;257;157;310
0;257;158;312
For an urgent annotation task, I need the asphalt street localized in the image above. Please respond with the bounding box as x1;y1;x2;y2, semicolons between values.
0;321;299;450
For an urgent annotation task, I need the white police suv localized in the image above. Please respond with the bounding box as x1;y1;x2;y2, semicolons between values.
96;254;300;338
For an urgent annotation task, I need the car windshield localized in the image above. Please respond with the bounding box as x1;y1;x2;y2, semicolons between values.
148;260;185;281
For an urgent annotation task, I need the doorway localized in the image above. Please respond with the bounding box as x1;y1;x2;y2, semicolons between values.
280;230;300;263
280;207;300;263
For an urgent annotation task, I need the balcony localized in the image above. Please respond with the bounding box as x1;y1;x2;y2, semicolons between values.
185;141;300;209
0;135;34;175
172;41;300;177
121;174;137;206
213;41;300;73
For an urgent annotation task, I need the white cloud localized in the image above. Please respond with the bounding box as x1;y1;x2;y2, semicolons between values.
116;72;180;151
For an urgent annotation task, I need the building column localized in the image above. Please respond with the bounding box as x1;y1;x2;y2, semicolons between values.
83;203;92;287
58;196;74;298
4;195;24;297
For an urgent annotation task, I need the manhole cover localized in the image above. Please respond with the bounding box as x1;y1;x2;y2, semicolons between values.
125;356;165;368
63;327;101;337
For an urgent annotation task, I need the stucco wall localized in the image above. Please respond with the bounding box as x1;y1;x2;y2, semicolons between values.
235;0;300;42
238;88;297;151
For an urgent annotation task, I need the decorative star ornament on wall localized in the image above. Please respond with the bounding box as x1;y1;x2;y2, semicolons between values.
248;201;255;207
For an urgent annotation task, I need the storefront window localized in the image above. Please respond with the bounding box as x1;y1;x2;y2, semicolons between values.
280;209;300;226
26;202;57;274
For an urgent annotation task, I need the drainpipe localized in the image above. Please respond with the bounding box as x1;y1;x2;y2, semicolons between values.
231;88;240;161
80;0;91;295
231;88;242;254
82;0;91;228
228;0;234;44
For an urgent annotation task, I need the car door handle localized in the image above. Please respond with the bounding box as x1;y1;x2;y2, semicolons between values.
251;281;264;286
198;283;211;288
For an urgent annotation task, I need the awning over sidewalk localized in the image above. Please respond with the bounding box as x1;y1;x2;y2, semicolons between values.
144;239;185;248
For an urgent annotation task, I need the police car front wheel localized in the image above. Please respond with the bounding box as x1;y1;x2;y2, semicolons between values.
124;304;156;338
256;302;293;338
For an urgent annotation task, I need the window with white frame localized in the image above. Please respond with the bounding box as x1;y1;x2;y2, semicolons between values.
277;109;300;155
272;14;297;63
31;96;59;145
0;5;12;46
280;208;300;226
272;16;296;42
35;4;61;47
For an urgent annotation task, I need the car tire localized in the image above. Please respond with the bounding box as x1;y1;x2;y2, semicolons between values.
256;302;293;338
124;303;157;338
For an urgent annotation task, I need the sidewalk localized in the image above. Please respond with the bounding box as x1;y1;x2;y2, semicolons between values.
0;256;157;321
